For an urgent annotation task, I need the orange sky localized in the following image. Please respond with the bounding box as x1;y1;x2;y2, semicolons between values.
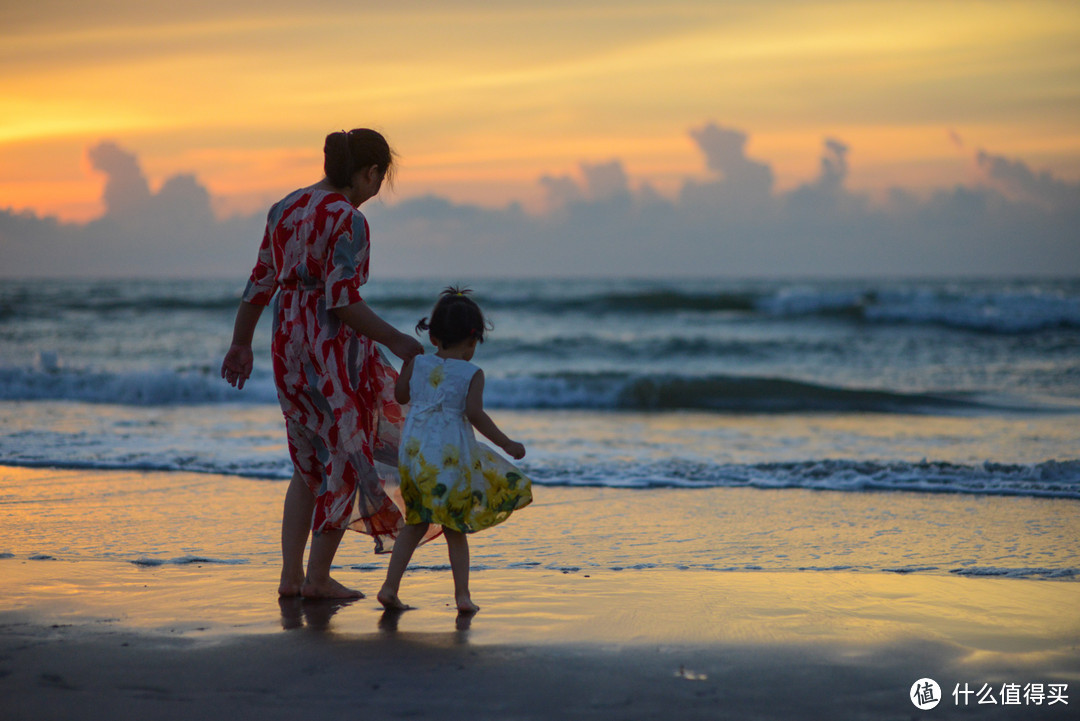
2;0;1079;222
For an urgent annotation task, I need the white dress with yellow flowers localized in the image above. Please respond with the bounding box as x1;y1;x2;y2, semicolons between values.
398;354;532;533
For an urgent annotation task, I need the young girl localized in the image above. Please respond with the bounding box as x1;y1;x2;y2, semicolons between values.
377;287;532;613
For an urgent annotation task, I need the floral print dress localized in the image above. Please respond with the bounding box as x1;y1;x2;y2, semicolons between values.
399;355;532;533
243;188;433;552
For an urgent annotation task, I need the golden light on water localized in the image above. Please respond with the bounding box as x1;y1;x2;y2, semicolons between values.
3;465;1077;659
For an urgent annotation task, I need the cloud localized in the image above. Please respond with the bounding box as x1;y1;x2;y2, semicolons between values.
540;159;632;210
86;140;217;229
539;173;584;209
369;124;1078;277
976;149;1080;212
688;123;774;195
580;160;631;201
1;141;261;278
819;137;849;191
86;141;153;218
1;125;1078;279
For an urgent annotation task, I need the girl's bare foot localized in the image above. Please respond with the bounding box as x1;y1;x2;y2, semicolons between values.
301;576;364;600
377;586;412;610
456;595;479;614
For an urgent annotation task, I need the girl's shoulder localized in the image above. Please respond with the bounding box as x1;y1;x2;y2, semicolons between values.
445;357;480;373
421;356;481;382
411;354;436;372
462;360;483;382
448;360;482;391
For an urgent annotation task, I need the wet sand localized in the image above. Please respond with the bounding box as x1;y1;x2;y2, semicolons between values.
1;466;1078;718
2;558;1078;720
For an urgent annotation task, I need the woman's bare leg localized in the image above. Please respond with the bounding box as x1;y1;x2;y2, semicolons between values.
378;523;429;609
444;528;478;613
279;470;313;597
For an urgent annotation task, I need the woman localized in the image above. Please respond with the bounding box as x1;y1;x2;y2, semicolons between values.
221;128;429;599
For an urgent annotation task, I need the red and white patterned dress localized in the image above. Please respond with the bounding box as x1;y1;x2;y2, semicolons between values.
243;188;421;552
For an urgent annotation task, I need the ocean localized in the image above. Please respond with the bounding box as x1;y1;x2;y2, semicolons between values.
1;276;1078;578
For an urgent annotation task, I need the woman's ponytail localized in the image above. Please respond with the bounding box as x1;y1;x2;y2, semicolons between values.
323;128;394;189
323;131;353;188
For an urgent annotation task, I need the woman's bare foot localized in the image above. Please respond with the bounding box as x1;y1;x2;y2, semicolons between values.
301;576;364;600
278;573;305;597
456;595;479;614
377;586;412;610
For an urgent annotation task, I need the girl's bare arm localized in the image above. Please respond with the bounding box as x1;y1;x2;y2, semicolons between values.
465;370;525;459
395;356;415;405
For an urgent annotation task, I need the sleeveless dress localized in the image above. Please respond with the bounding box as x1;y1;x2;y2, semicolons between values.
399;355;533;533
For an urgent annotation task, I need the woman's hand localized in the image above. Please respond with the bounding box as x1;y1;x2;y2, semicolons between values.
221;344;254;389
388;332;424;363
223;301;263;390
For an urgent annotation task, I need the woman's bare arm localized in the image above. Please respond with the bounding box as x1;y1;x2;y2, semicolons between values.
221;300;265;389
332;301;423;362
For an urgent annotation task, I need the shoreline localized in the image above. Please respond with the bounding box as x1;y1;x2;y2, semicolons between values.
2;465;1079;718
3;466;1079;580
2;560;1078;720
3;559;1080;648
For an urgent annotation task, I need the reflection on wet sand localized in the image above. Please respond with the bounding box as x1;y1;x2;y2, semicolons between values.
4;557;1078;662
377;605;474;640
278;597;357;632
275;595;476;640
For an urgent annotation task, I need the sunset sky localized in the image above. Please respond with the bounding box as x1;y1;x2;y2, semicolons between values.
1;0;1079;278
3;0;1079;221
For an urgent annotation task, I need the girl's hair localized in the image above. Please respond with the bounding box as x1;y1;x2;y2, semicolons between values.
323;128;396;189
416;286;491;348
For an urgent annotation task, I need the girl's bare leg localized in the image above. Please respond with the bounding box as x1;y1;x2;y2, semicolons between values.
279;470;314;596
444;528;479;613
378;523;429;609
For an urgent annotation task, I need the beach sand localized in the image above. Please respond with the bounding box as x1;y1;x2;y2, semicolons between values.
1;467;1078;719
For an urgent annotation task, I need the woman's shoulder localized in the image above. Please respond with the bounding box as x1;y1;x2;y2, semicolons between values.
320;189;359;210
266;187;309;222
273;187;359;214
